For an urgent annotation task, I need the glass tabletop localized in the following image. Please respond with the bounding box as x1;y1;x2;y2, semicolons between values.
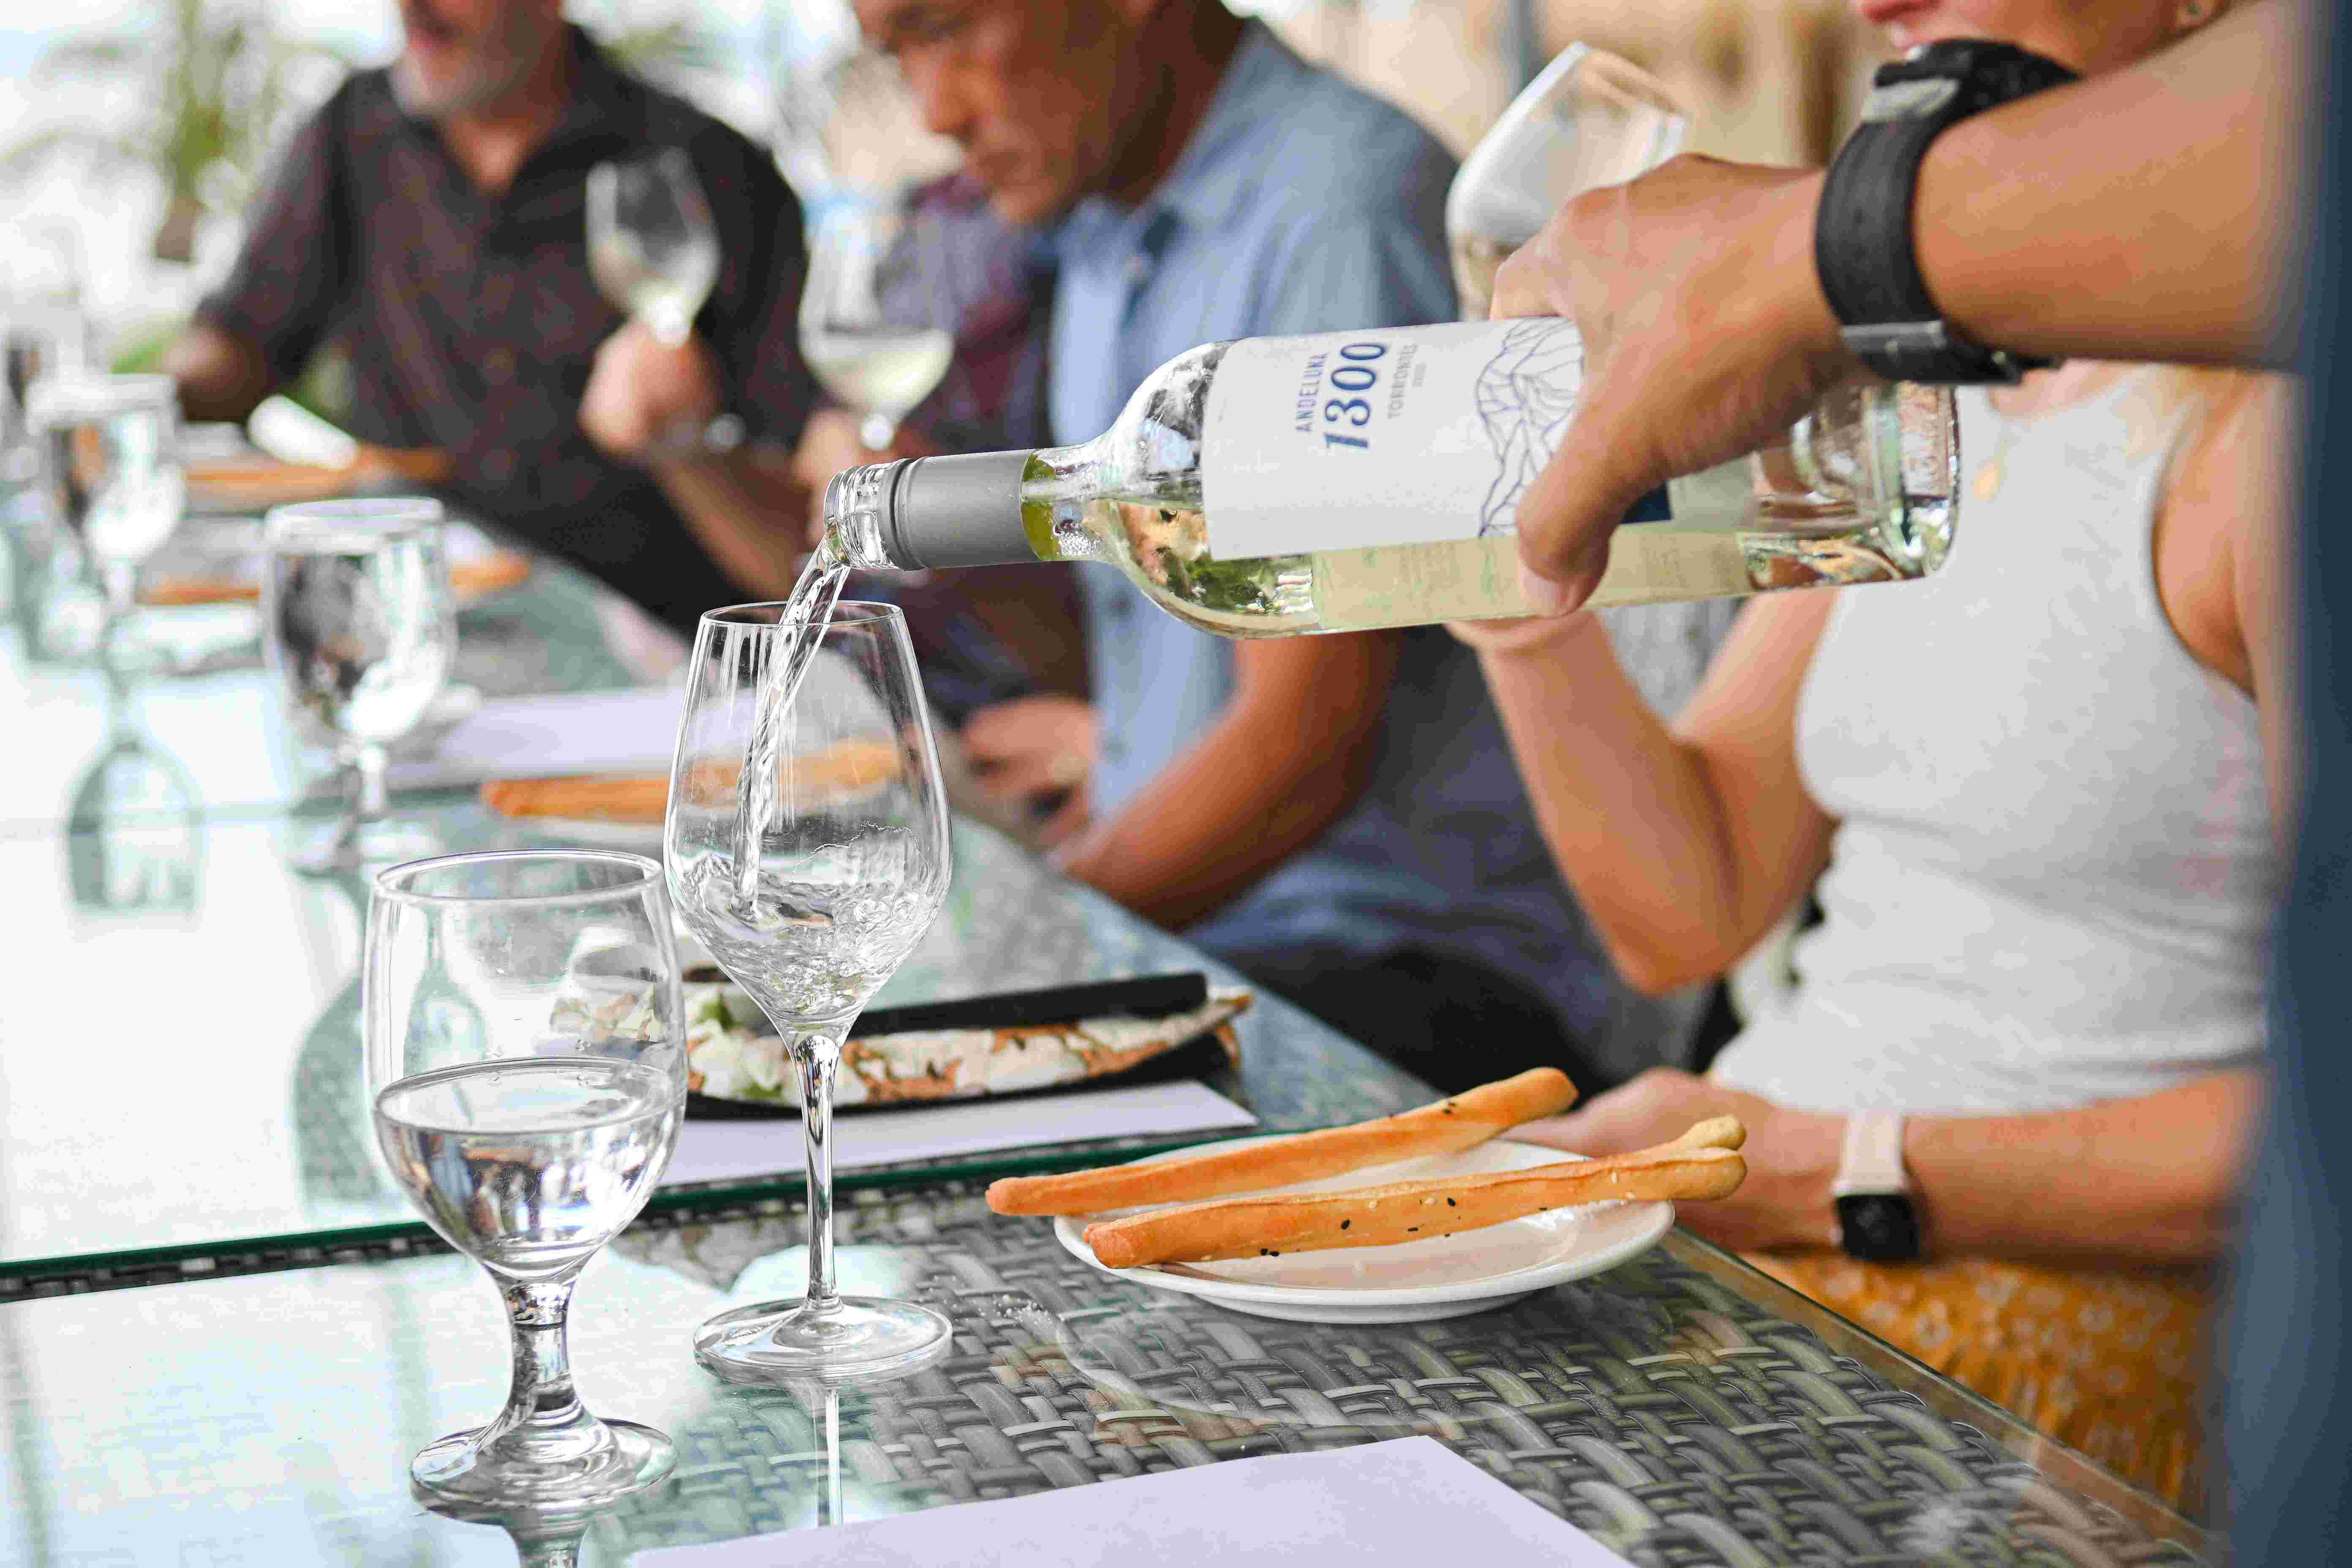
0;1180;2207;1565
0;798;1430;1285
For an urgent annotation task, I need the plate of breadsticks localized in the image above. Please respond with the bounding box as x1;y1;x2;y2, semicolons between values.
985;1068;1747;1323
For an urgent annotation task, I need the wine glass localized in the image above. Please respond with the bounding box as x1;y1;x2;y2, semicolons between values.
24;371;185;670
586;149;721;347
665;601;954;1382
263;497;456;871
800;195;955;450
365;849;686;1510
1445;44;1687;320
2;298;87;488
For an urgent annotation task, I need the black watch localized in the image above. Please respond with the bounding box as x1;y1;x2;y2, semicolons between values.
1814;41;2080;385
1832;1113;1922;1264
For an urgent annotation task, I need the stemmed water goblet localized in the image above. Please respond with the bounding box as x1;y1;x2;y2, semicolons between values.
665;601;954;1381
587;148;721;348
364;849;686;1510
263;497;456;871
799;195;955;452
24;370;185;672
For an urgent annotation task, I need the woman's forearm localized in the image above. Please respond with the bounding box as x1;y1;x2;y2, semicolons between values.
1908;1073;2262;1263
1468;602;1834;993
1060;637;1394;931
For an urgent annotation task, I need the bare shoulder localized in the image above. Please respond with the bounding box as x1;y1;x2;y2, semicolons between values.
2154;371;2299;696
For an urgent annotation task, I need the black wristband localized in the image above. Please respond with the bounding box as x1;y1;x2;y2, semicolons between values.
1815;41;2079;385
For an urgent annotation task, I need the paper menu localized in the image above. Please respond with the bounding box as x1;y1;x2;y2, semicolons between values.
630;1437;1635;1566
659;1079;1258;1188
387;687;683;789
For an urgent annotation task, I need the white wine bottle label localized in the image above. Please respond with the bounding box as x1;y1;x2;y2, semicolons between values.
1202;320;1603;560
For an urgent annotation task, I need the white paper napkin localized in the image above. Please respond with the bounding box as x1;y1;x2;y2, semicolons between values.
387;687;683;789
632;1437;1633;1567
661;1078;1258;1188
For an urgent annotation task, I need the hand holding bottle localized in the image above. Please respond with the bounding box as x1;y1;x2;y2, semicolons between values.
1491;157;1855;614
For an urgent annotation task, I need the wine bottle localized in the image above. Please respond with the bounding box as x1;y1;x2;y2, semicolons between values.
821;318;1958;639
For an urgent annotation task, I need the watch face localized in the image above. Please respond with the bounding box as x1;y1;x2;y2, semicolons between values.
1836;1193;1922;1263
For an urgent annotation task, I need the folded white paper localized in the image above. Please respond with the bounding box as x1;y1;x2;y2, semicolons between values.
661;1078;1258;1188
387;687;682;789
632;1436;1633;1567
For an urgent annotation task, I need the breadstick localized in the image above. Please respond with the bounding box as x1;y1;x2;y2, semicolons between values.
1662;1114;1746;1153
481;742;904;825
1083;1143;1745;1269
483;775;670;823
985;1067;1576;1217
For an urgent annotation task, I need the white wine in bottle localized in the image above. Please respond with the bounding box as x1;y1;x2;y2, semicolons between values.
822;318;1958;640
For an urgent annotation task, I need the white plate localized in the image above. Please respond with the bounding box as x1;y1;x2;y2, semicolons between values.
1053;1135;1673;1323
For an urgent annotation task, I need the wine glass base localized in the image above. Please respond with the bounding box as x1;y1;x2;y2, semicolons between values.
286;817;442;874
694;1295;953;1385
410;1418;675;1511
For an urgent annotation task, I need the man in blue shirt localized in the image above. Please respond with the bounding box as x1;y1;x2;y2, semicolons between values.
856;0;1669;1090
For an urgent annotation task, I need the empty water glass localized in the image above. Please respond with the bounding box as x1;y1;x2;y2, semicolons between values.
25;371;184;668
263;497;455;871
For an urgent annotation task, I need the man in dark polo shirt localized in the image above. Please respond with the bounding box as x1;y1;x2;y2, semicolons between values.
167;0;816;633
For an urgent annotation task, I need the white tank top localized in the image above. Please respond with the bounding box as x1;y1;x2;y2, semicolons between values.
1709;374;2274;1113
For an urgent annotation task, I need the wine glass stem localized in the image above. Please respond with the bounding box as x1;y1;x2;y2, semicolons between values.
353;741;390;822
96;561;136;686
792;1027;849;1319
486;1277;599;1456
98;560;134;613
860;413;896;451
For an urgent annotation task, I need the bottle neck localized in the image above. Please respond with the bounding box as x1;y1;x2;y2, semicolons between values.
830;450;1038;571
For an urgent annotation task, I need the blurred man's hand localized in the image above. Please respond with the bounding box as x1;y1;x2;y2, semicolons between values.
580;321;722;462
962;694;1097;848
1494;157;1853;614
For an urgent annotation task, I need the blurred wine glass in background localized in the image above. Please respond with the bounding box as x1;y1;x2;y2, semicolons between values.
1444;44;1688;321
587;148;721;347
800;195;954;452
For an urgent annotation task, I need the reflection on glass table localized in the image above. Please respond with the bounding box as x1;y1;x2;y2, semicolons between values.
0;801;1431;1285
0;1186;2208;1568
62;670;202;917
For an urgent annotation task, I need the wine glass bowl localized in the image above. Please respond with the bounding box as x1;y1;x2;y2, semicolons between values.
365;849;686;1509
587;149;721;347
263;497;456;871
799;196;955;451
1444;45;1687;321
666;600;954;1382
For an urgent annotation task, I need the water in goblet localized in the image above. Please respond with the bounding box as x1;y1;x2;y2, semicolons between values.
365;849;686;1511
